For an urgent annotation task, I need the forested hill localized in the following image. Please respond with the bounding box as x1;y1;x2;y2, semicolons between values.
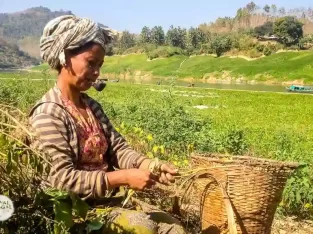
0;7;73;58
0;38;39;69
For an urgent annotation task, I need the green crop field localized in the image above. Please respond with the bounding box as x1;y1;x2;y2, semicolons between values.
1;77;312;218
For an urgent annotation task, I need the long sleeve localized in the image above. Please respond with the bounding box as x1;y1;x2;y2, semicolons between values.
30;112;109;200
101;112;148;170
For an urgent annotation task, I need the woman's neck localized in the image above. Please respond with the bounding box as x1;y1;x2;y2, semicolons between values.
57;79;82;107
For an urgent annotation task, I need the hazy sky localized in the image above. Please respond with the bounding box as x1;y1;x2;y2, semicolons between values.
1;0;312;33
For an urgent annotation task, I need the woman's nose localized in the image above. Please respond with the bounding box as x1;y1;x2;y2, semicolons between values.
93;68;100;77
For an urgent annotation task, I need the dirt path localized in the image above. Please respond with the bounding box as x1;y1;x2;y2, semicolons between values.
271;217;313;234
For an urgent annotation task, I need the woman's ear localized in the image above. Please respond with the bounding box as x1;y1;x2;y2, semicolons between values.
64;50;71;68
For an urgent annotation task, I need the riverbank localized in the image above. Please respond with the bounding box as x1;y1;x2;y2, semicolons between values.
103;71;307;87
98;51;313;85
26;50;313;85
0;70;306;94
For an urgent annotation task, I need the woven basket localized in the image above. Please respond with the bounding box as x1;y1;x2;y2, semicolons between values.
189;153;299;234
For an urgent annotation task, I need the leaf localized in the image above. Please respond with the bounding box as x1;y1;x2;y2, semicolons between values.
70;193;89;220
147;134;153;141
152;145;159;153
296;192;301;203
34;190;51;206
160;145;165;154
147;152;154;158
53;200;73;232
288;177;296;184
122;189;135;208
87;219;103;232
120;122;125;129
304;203;311;209
45;188;70;200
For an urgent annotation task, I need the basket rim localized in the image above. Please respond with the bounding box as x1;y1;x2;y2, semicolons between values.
191;153;300;169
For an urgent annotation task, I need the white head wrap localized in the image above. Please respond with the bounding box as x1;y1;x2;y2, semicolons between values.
40;15;116;69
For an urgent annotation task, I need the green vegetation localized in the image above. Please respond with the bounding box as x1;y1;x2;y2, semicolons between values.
0;77;312;220
95;52;313;83
273;16;304;46
110;3;313;60
32;51;313;83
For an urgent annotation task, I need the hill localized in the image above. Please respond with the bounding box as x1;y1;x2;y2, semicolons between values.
0;7;73;58
96;52;313;84
0;38;39;69
200;4;313;35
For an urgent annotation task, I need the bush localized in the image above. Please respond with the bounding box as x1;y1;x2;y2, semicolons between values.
200;43;213;54
265;42;283;52
256;44;265;52
248;48;263;58
263;46;273;56
143;43;158;53
288;45;300;51
281;166;313;218
112;47;123;55
146;46;183;60
192;49;202;55
122;46;145;55
103;98;206;151
238;35;256;51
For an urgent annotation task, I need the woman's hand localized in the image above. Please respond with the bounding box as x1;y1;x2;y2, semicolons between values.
158;163;179;185
125;169;157;190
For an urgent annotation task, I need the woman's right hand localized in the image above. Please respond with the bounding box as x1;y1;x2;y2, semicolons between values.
125;168;157;190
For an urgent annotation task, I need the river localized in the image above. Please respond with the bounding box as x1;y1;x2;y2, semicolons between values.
116;77;288;93
0;69;291;93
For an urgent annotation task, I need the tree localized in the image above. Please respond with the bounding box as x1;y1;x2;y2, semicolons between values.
263;5;270;15
242;8;251;27
210;35;232;57
139;26;151;44
271;4;277;16
273;16;303;45
246;2;257;14
236;8;244;21
118;30;136;51
150;26;165;45
278;7;286;16
254;21;273;36
308;8;313;20
187;27;206;49
166;25;187;48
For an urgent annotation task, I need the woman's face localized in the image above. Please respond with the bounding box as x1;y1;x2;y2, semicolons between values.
64;43;105;91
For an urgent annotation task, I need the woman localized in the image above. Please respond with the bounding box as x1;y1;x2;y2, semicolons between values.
29;15;186;234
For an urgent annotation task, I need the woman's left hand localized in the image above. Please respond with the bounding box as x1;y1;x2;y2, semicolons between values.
158;163;179;185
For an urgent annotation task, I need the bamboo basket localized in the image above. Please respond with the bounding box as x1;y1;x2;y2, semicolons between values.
188;153;299;234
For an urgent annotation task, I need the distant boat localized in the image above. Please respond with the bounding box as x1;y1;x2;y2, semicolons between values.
286;85;313;94
97;78;119;83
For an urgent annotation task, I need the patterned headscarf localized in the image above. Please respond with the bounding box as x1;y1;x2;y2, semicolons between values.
40;15;117;69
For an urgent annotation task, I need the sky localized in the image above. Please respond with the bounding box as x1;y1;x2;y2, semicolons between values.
0;0;312;33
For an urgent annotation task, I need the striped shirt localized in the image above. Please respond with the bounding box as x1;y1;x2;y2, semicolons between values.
29;86;147;200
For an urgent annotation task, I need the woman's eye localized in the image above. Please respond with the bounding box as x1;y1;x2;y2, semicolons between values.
88;61;95;67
